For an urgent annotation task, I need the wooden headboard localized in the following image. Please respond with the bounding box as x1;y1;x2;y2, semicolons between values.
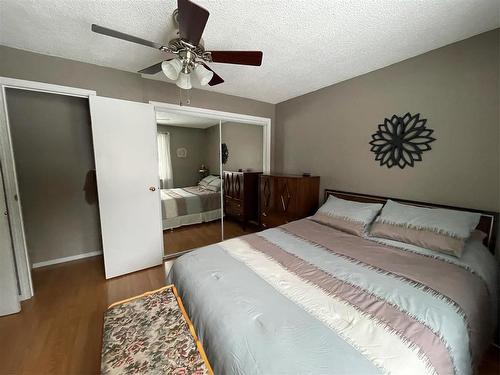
324;189;499;253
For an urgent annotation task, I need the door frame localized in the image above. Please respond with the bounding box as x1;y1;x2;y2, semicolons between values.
0;76;96;300
0;163;21;315
150;101;272;174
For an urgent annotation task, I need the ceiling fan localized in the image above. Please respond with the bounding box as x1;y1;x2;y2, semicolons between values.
91;0;263;90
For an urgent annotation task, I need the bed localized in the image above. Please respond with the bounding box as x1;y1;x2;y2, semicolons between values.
167;190;498;375
161;185;221;230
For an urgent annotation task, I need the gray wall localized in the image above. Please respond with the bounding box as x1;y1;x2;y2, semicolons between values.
204;125;221;176
222;122;263;172
157;121;263;185
275;29;500;213
157;125;208;187
1;29;499;258
5;88;101;264
0;45;273;264
0;45;276;167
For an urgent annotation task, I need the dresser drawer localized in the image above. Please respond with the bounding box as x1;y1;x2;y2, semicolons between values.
223;171;261;226
259;174;320;230
260;213;288;228
224;171;244;200
225;198;243;218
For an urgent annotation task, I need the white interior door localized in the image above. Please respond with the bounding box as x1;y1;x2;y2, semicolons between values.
89;96;163;279
0;165;21;315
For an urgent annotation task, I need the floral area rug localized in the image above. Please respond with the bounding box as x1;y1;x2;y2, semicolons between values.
101;285;212;375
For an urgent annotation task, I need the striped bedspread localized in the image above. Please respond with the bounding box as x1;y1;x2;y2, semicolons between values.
161;186;220;219
168;218;497;375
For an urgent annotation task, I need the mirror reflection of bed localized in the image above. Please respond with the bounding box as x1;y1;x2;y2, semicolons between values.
156;110;268;258
156;111;224;257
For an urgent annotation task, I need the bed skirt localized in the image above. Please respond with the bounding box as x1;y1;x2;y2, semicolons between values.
162;208;221;230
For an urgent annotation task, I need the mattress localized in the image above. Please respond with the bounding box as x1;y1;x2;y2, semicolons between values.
168;218;497;375
161;186;221;229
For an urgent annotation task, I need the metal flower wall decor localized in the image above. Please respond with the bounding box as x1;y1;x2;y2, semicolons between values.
369;112;435;169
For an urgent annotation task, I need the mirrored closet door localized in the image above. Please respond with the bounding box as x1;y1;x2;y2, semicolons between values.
221;121;265;240
156;110;222;258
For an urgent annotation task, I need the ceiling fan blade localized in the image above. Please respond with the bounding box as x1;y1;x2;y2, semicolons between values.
201;63;224;86
177;0;209;46
138;62;164;74
208;51;263;66
91;24;165;50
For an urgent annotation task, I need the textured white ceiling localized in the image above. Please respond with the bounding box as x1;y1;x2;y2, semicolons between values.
0;1;498;104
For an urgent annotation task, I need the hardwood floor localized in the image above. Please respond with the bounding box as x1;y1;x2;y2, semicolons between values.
223;219;260;240
163;219;258;256
0;250;498;374
0;256;165;375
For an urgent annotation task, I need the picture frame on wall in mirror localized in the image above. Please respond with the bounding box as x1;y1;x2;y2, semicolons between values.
176;147;187;158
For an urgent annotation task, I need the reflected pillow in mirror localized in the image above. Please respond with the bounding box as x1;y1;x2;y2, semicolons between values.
199;175;217;188
205;178;221;192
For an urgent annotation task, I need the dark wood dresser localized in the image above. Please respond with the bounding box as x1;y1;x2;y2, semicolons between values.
259;174;320;229
223;171;262;227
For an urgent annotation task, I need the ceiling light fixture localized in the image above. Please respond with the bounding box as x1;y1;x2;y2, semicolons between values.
176;71;192;90
161;59;182;80
194;64;214;86
161;56;214;90
91;0;264;95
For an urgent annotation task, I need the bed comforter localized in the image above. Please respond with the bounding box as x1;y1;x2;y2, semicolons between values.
168;218;497;375
161;186;221;219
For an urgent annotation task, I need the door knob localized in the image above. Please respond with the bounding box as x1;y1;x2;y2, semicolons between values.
149;187;156;192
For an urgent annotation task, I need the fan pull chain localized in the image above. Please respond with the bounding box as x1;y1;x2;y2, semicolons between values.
178;88;191;106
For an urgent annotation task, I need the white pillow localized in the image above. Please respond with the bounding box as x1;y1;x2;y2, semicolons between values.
199;175;217;187
370;200;481;257
311;196;383;236
205;177;221;192
375;200;480;239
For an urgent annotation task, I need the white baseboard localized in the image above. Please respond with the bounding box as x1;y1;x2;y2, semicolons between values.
32;251;102;269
